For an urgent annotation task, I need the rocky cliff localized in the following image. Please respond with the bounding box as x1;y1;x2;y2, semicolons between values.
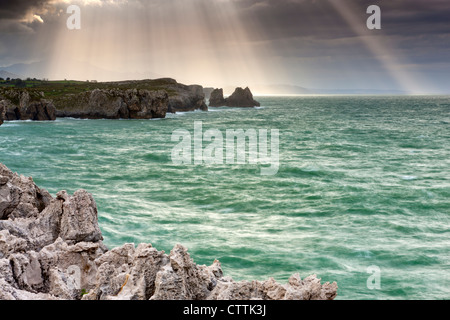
55;89;168;120
0;89;56;123
209;88;227;107
0;163;337;300
209;87;260;108
165;80;208;113
0;79;208;125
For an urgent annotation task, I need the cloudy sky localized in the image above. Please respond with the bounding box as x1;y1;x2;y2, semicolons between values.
0;0;449;93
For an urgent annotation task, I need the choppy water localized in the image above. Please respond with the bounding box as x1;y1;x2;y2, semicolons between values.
1;96;449;300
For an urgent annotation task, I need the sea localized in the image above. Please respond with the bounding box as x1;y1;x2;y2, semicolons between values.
1;95;449;300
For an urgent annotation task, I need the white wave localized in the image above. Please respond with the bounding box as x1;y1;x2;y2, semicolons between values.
401;175;418;181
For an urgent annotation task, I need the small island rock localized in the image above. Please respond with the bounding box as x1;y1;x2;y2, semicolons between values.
209;87;260;108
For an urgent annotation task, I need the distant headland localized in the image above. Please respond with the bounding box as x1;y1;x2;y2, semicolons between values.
0;78;262;126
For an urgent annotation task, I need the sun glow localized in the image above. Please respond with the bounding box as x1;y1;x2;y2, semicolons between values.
330;0;428;94
42;0;280;88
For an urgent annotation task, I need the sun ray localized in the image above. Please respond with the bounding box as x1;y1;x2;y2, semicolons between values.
329;0;428;94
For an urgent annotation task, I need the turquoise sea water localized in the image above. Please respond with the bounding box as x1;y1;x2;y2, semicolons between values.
1;96;449;300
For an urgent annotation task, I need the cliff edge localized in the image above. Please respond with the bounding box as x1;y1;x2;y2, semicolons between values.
55;89;168;120
0;89;56;123
0;163;337;300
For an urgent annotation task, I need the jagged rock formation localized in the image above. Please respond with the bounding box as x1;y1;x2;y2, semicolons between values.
166;81;208;113
209;87;260;108
209;89;227;107
0;163;338;300
0;89;56;122
227;87;261;107
55;89;168;120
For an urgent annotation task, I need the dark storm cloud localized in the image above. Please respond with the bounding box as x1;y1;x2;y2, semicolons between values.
233;0;450;41
0;0;50;19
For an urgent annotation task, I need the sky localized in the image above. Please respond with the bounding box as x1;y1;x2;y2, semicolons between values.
0;0;449;93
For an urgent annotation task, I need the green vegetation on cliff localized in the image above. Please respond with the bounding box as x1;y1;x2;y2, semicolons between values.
0;78;178;110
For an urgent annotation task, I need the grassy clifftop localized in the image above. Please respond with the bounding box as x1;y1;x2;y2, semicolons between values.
0;78;179;109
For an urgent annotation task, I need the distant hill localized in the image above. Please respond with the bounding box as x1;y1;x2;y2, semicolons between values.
251;84;312;95
221;84;312;96
311;88;411;95
0;70;23;80
1;60;163;82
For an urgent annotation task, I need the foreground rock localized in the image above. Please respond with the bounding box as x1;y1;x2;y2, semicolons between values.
0;89;56;122
55;89;168;120
0;163;337;300
209;87;260;108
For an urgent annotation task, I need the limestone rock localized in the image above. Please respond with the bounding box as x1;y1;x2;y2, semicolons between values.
151;244;222;300
0;163;53;220
59;190;103;243
168;84;208;113
209;89;226;107
226;87;260;107
55;89;168;120
0;90;56;122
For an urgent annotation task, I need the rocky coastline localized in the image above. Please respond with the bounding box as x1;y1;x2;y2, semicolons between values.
0;80;264;127
0;163;338;300
54;89;168;120
0;79;208;126
0;89;56;122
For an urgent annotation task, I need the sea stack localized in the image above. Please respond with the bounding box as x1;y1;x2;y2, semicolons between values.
209;88;227;107
209;87;260;108
226;87;260;107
